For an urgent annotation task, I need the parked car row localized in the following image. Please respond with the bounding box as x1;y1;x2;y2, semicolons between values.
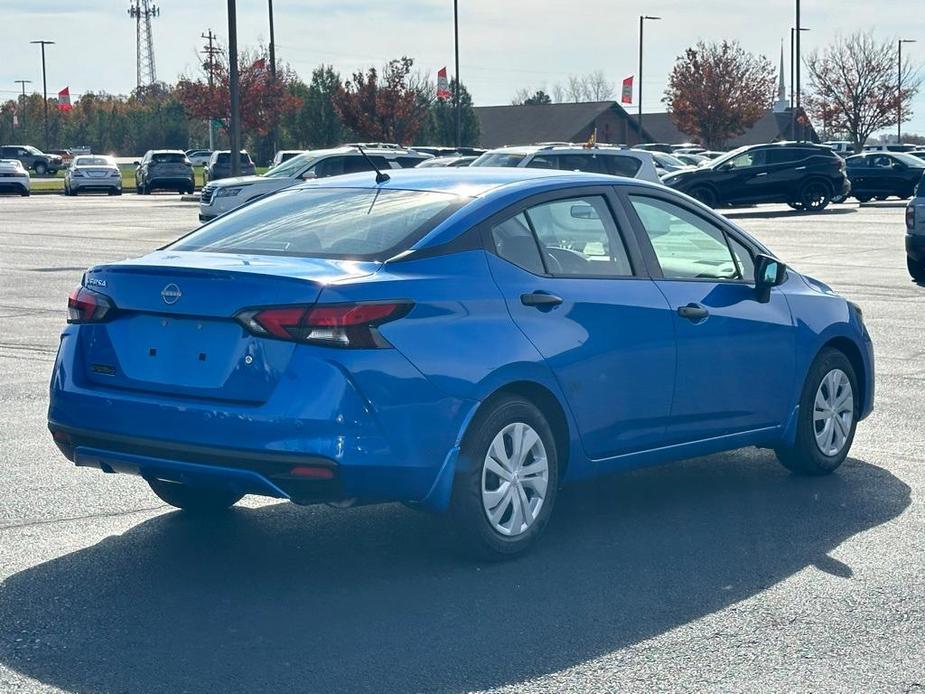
0;144;63;175
0;158;31;195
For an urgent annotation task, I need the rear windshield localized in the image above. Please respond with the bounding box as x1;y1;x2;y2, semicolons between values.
471;152;527;167
170;188;467;260
75;156;115;167
152;153;187;163
216;152;253;165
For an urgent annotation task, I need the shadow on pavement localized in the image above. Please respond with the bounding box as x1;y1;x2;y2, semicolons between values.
724;207;857;220
0;451;909;693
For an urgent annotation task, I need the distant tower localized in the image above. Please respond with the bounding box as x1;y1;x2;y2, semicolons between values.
773;41;789;113
128;1;160;88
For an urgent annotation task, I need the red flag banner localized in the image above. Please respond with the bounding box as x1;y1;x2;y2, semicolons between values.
621;76;633;105
436;67;451;100
57;87;72;112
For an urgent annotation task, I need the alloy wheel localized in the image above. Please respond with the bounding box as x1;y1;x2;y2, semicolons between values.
481;422;549;537
813;368;854;457
802;182;830;211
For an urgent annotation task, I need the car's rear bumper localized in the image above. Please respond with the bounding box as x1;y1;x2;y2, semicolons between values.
147;177;194;190
71;180;121;191
906;233;925;262
48;327;474;507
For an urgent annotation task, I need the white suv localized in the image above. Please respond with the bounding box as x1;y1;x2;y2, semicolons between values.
198;145;432;221
469;144;661;183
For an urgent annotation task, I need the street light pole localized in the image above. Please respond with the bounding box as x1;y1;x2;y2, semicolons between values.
790;27;810;134
227;0;241;177
453;0;461;148
638;15;661;145
14;80;31;131
794;0;801;141
898;39;916;144
30;40;55;151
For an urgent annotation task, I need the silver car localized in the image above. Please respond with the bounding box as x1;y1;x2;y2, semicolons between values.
905;176;925;281
64;155;123;196
470;144;662;183
0;159;30;196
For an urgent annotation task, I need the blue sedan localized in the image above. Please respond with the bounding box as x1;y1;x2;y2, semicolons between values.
49;168;874;557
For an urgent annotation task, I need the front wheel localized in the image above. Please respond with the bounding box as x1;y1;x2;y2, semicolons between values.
450;396;558;559
147;479;242;513
34;162;47;176
776;349;858;475
908;255;925;282
689;186;717;208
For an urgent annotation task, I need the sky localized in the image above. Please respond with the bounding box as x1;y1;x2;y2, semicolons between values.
2;0;924;137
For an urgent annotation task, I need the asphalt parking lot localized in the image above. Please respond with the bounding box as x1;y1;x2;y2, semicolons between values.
0;194;922;693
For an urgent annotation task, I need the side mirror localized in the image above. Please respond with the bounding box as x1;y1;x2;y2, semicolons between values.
718;162;733;172
299;170;317;181
754;254;786;302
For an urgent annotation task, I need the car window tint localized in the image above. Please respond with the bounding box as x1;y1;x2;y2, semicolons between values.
766;148;806;165
603;155;642;177
313;157;345;177
172;188;465;260
525;155;558;170
554;154;607;174
490;213;546;274
630;196;740;280
151;153;186;163
396;156;424;168
525;196;632;276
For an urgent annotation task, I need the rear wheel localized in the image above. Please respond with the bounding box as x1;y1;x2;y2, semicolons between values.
450;395;558;559
875;195;889;201
689;186;717;208
799;180;831;212
147;478;242;513
20;188;29;197
856;194;872;203
776;349;858;475
908;255;925;282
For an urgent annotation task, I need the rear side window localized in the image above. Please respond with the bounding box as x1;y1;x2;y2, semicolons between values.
396;156;425;168
602;155;642;177
171;188;465;260
765;148;808;164
491;213;545;274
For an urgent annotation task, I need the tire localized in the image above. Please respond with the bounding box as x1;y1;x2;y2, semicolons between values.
787;200;805;211
831;192;848;204
776;348;858;475
109;188;121;196
34;162;47;176
147;478;242;513
875;195;889;201
908;255;925;282
856;195;872;203
20;189;29;197
450;395;559;559
799;180;832;212
689;186;717;208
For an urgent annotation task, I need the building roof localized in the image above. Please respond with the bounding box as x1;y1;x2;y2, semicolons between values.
474;101;648;148
633;109;818;147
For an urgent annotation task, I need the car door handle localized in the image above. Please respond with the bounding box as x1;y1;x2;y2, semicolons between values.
677;304;709;320
794;166;807;170
755;172;768;177
521;292;563;307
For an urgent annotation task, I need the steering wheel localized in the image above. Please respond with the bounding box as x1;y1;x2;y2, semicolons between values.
544;247;589;274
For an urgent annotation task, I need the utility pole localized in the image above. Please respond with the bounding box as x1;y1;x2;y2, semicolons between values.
14;80;31;131
453;0;461;148
794;0;801;141
201;29;220;150
638;16;660;145
268;0;277;154
898;39;917;144
30;40;54;151
227;0;241;177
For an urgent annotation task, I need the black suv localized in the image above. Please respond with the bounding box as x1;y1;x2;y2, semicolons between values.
204;150;257;182
0;145;63;175
662;142;850;211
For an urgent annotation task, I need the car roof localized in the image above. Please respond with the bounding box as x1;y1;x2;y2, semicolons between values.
484;144;643;156
302;146;427;157
294;166;658;198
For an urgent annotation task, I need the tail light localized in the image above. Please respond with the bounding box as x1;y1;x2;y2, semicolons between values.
67;286;114;323
907;205;916;229
236;301;412;348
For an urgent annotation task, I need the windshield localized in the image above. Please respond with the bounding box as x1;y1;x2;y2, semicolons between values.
75;156;116;167
653;152;686;168
170;188;467;260
25;146;42;155
265;152;319;178
471;152;528;167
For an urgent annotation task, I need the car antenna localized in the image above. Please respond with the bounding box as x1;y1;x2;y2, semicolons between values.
355;145;390;184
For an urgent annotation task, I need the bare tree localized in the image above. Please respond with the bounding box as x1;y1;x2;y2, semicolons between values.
585;70;615;101
805;32;921;148
663;40;775;149
551;83;565;103
565;75;589;102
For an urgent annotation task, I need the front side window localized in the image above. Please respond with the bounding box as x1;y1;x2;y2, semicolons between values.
526;196;632;276
630;196;741;280
171;188;465;260
726;149;767;169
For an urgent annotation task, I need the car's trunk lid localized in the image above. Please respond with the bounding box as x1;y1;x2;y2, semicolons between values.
79;251;379;403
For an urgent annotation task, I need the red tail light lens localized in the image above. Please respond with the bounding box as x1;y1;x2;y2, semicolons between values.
67;286;113;323
236;302;412;348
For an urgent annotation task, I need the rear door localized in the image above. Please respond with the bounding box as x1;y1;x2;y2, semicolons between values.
622;189;796;442
484;186;677;458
